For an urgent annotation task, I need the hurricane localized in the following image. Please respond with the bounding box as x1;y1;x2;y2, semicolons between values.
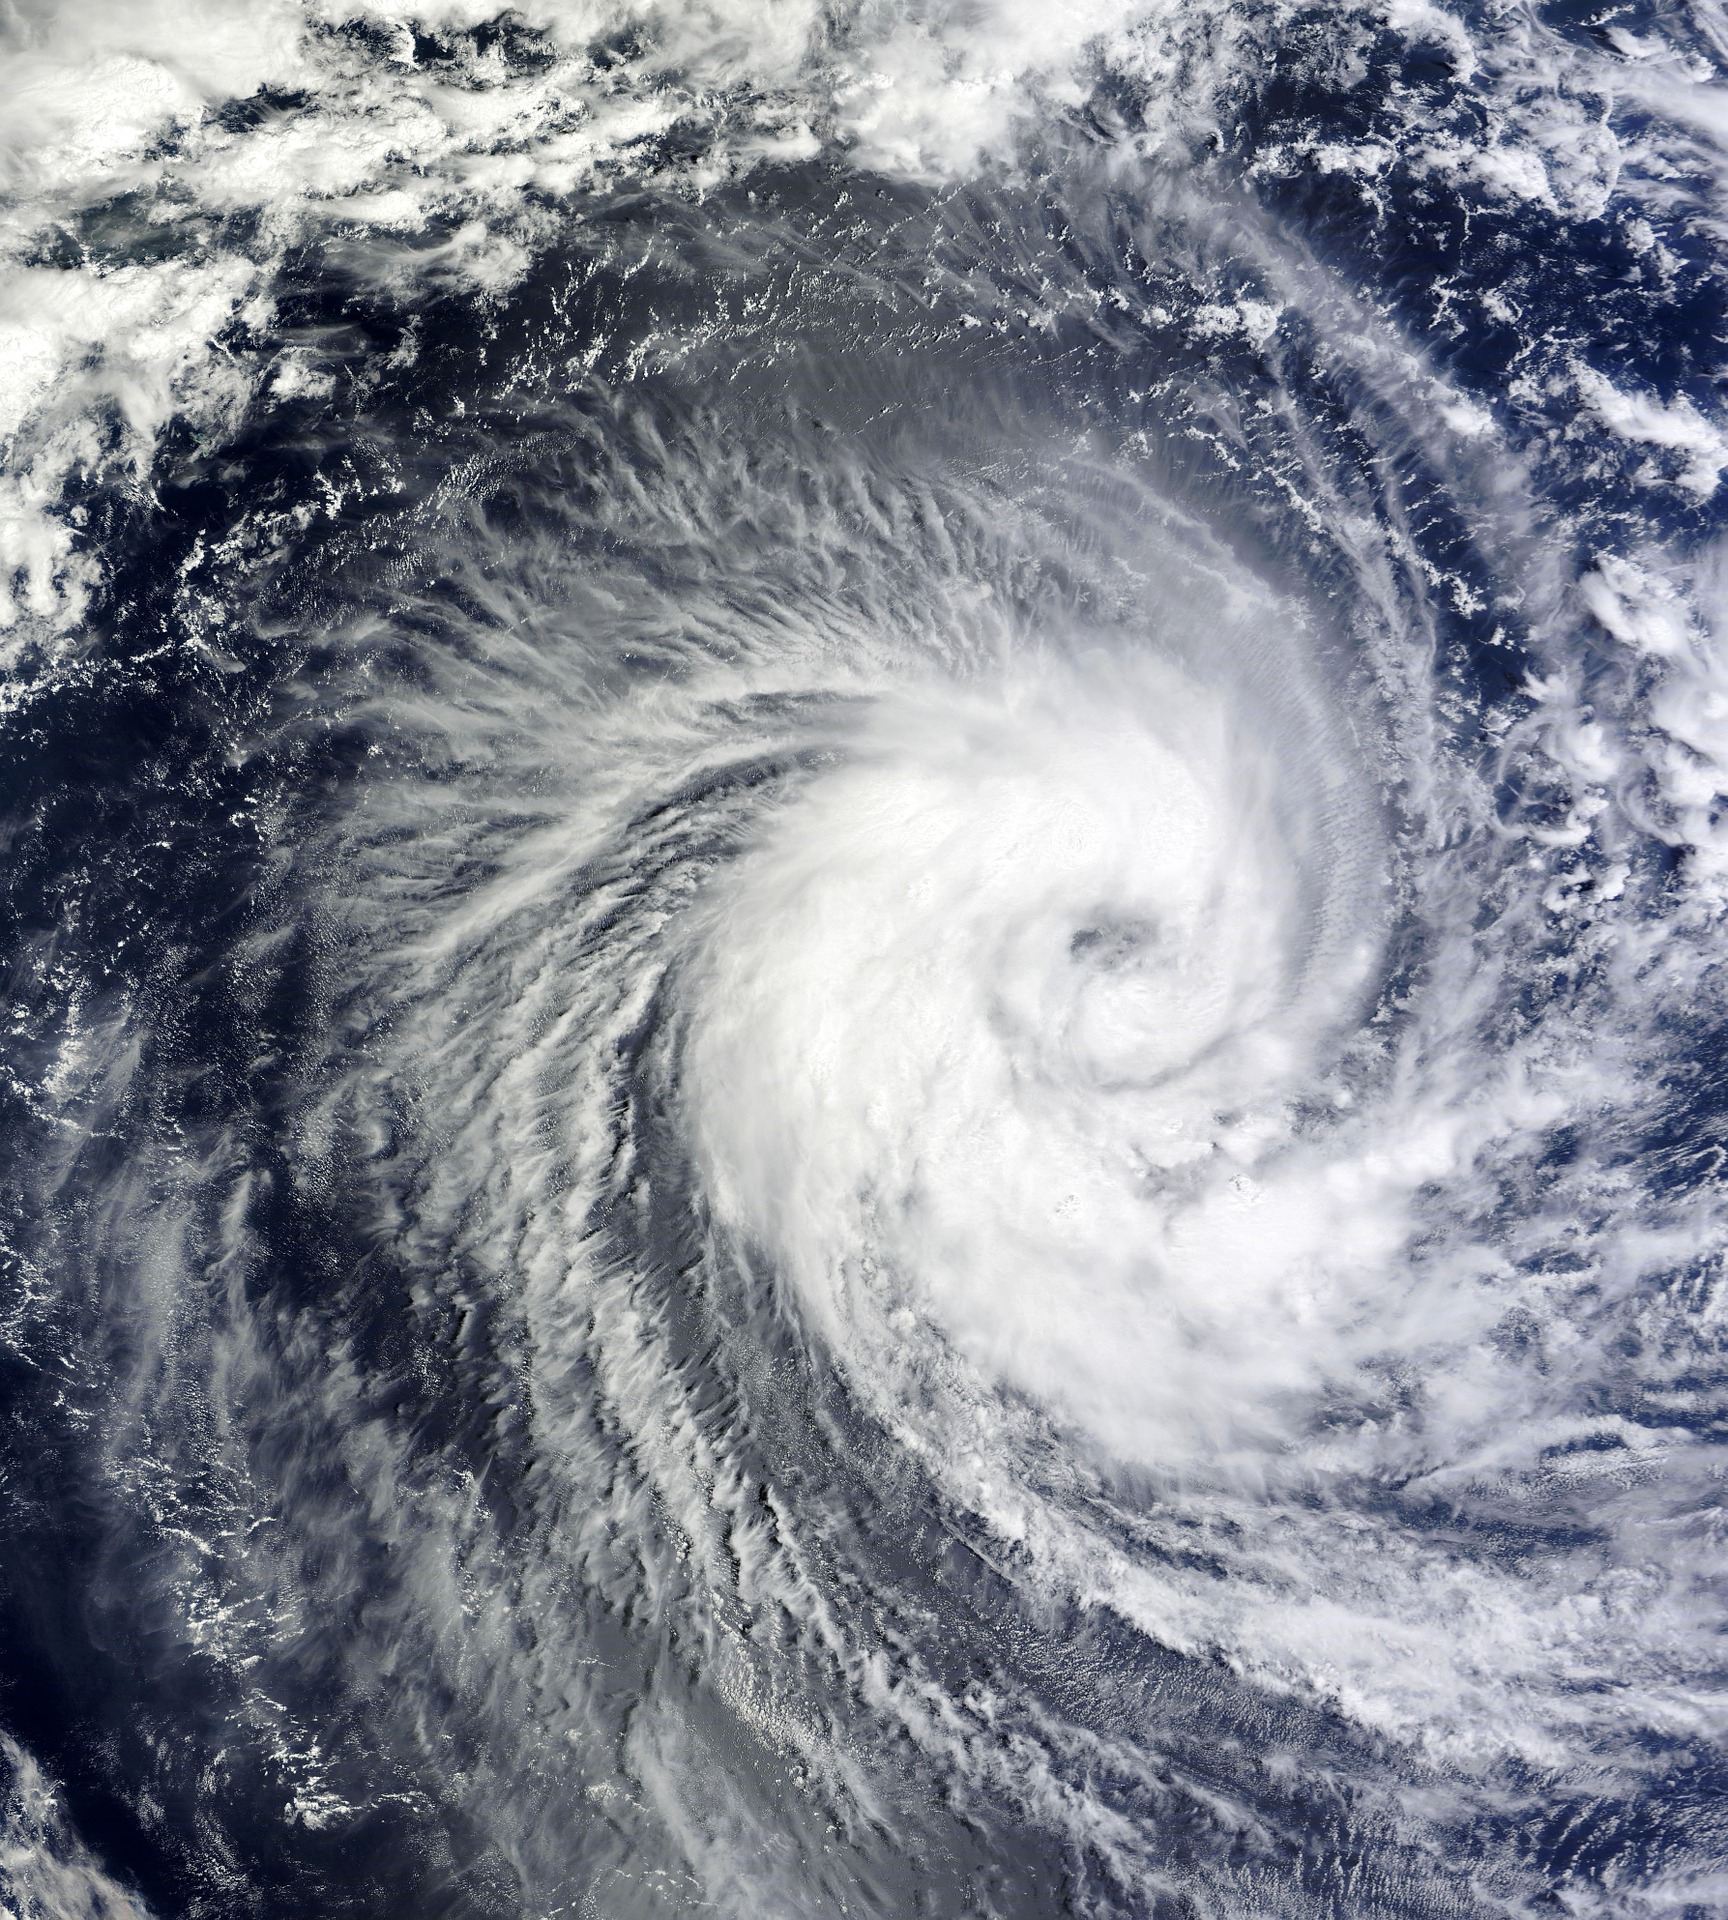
2;2;1727;1915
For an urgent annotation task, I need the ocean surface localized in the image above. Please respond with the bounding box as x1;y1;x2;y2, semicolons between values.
1;3;1727;1915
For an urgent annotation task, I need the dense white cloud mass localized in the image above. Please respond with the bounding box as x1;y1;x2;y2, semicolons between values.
1;0;1727;1916
684;642;1377;1459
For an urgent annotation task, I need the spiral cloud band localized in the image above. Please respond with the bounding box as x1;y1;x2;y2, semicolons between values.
1;1;1726;1916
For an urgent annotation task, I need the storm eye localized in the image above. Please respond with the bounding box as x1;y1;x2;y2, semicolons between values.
1069;917;1161;969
